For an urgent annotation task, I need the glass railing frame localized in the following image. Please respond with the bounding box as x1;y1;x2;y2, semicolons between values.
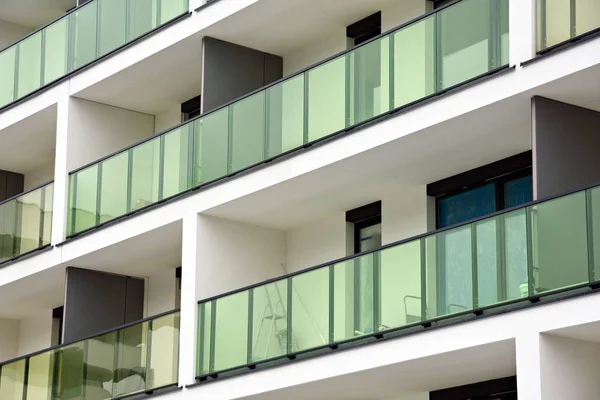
0;180;54;266
0;309;181;400
536;0;600;54
0;0;191;113
195;180;600;380
66;0;512;238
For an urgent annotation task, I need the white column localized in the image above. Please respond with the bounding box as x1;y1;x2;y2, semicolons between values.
51;94;71;245
515;332;542;400
178;213;201;386
509;0;536;66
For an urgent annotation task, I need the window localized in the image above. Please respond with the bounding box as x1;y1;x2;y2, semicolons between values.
428;152;533;229
430;376;517;400
346;12;382;47
346;201;382;335
182;95;201;122
428;153;532;313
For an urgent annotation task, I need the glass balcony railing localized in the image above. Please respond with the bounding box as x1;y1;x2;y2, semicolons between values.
0;311;180;400
67;0;509;237
0;182;53;264
0;0;189;109
537;0;600;52
196;184;600;378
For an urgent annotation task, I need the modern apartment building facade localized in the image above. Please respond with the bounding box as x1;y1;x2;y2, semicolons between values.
0;0;599;398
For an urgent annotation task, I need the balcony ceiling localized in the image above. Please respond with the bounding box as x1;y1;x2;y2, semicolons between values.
236;340;516;400
202;0;411;60
0;104;56;176
0;0;75;29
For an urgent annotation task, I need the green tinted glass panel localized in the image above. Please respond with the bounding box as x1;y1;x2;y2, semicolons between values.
16;32;42;98
500;0;509;65
393;15;435;108
590;187;600;282
85;331;117;398
380;240;422;329
0;197;17;262
438;225;473;315
148;313;179;389
193;108;229;185
291;269;329;352
576;0;600;36
475;218;498;307
266;74;305;157
160;0;187;23
44;19;69;84
42;184;54;246
0;47;16;107
348;36;390;126
99;0;127;57
56;342;85;399
197;303;212;375
231;92;265;172
213;293;249;372
26;350;56;400
250;281;288;362
307;56;346;141
439;0;491;89
531;192;589;293
128;0;158;41
70;166;99;234
114;322;148;397
99;152;128;224
540;0;572;49
15;188;43;256
0;360;26;400
72;1;98;69
504;209;529;299
162;125;192;199
130;139;160;211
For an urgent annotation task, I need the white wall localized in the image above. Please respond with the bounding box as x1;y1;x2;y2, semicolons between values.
381;0;431;32
147;268;178;316
196;215;286;300
17;310;53;356
283;0;429;76
155;105;183;135
540;334;600;400
24;160;56;190
66;98;155;171
0;20;32;51
285;212;352;273
381;185;431;245
0;318;19;362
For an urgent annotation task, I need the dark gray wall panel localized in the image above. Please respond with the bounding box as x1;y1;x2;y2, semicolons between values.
533;96;600;199
0;169;24;202
202;37;283;113
63;268;144;343
125;277;145;324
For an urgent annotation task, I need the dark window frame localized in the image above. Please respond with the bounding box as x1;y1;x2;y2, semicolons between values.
430;376;517;400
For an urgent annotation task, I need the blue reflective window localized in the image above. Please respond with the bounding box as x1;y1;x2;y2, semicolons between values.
437;183;496;228
504;175;533;208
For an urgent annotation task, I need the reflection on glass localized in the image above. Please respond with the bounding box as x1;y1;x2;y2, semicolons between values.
538;0;600;51
67;0;509;236
0;0;189;109
531;192;589;293
0;183;53;263
196;184;600;377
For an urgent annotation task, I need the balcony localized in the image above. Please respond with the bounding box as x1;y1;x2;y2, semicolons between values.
0;311;179;400
195;182;600;379
537;0;600;53
66;0;510;237
0;182;53;265
0;0;189;110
